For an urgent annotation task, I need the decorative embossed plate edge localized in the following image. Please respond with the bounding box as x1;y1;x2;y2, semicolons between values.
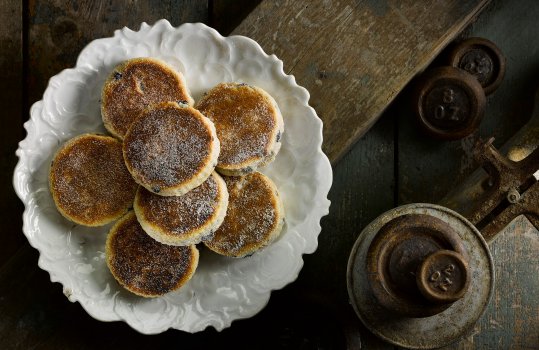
13;20;332;334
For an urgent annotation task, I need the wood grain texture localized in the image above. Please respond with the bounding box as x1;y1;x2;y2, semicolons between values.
315;111;396;350
441;216;539;349
0;248;63;349
0;0;25;267
232;0;490;163
479;216;539;349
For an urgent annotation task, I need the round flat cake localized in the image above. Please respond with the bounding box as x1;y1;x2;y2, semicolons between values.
49;134;138;226
106;212;199;297
123;102;219;196
134;171;229;246
204;172;285;257
196;83;284;176
101;57;193;139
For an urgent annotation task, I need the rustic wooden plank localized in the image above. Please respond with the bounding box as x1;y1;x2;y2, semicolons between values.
232;0;490;163
477;216;539;348
442;216;539;349
0;0;25;267
0;247;64;349
300;105;397;349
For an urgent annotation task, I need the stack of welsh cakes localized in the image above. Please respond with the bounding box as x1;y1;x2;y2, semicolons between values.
49;58;285;297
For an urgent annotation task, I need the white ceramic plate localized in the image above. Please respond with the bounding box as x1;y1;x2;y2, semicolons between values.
13;20;332;334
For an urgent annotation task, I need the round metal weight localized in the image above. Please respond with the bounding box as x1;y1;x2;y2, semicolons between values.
447;37;506;95
366;214;470;317
412;66;486;140
347;204;494;349
417;249;470;304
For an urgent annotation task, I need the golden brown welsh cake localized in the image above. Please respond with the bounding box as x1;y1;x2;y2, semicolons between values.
134;171;229;246
204;172;285;258
49;134;138;226
195;83;284;176
106;211;199;297
101;57;193;139
123;102;219;196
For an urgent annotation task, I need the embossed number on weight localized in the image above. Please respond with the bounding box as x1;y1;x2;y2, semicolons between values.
443;88;454;104
435;105;460;121
465;56;491;75
434;89;460;121
429;264;456;293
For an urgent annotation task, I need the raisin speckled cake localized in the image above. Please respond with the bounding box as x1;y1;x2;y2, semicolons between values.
134;171;229;246
196;83;284;176
49;134;138;226
204;172;285;257
101;57;193;139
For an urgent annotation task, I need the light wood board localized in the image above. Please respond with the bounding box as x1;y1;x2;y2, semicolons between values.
232;0;490;163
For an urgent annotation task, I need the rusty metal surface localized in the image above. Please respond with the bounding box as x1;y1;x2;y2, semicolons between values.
347;203;493;349
417;249;470;304
467;138;539;240
366;214;469;317
446;37;506;95
412;66;486;140
441;87;539;233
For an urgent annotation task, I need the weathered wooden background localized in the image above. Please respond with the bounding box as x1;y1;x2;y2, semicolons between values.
1;0;538;349
233;0;489;162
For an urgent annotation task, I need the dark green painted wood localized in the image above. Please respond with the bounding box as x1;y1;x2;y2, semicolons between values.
304;107;397;349
448;216;539;349
211;0;261;35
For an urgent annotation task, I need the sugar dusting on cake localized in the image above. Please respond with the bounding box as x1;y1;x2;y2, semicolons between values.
137;172;220;235
101;58;192;138
50;134;138;225
123;104;213;189
107;212;197;296
196;83;280;168
205;172;282;257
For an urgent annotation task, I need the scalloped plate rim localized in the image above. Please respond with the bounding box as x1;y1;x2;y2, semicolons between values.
13;19;332;334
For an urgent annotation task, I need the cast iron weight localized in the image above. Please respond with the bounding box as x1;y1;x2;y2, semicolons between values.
347;203;493;349
416;249;470;304
446;37;506;95
412;37;505;140
412;66;486;140
366;214;470;318
363;138;539;322
349;39;526;348
348;139;538;349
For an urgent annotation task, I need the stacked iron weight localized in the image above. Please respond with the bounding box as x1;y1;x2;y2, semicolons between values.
412;37;506;140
